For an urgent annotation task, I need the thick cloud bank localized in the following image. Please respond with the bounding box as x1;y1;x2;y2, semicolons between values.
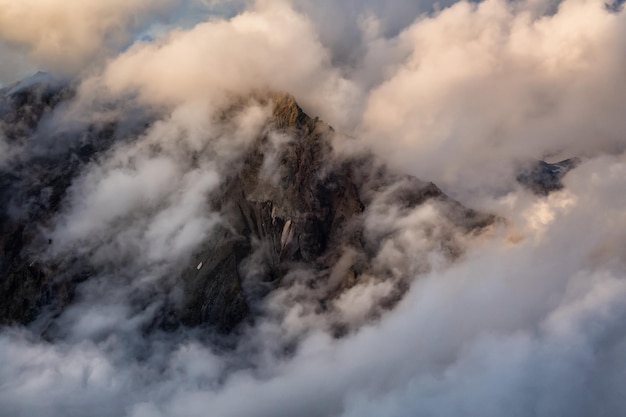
2;0;626;416
0;0;179;84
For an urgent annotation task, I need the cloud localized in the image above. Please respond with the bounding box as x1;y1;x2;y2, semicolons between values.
46;97;273;283
359;0;626;196
80;0;626;195
290;0;443;68
0;41;36;86
2;0;626;416
4;155;626;417
96;0;362;130
0;0;176;82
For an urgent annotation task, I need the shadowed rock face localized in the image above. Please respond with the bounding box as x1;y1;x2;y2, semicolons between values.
176;94;494;331
0;76;148;326
517;158;580;195
0;79;494;334
0;79;80;324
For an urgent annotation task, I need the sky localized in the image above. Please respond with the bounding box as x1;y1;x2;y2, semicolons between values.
2;0;626;416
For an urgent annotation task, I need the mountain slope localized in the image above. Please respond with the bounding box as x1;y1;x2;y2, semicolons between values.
0;79;494;337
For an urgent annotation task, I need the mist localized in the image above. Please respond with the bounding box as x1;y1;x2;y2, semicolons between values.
2;0;626;416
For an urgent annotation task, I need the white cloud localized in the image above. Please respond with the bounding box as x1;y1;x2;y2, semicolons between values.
0;0;175;79
360;0;626;195
2;0;626;416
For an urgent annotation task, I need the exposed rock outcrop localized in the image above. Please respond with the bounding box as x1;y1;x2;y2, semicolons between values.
176;93;494;331
517;158;580;195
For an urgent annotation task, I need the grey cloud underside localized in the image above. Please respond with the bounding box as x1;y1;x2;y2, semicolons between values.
0;80;494;339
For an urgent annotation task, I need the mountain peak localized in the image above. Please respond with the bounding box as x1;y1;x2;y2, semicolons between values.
0;80;494;336
271;92;302;123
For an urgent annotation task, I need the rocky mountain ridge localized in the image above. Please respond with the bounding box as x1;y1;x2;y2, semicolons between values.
0;76;496;337
517;158;580;195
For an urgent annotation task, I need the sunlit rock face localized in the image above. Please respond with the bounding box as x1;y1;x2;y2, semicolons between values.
0;78;494;335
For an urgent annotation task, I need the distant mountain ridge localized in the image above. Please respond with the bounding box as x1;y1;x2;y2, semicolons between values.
517;158;580;195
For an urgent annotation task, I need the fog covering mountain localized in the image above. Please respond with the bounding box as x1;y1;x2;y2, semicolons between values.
2;0;626;416
0;77;493;334
0;71;501;417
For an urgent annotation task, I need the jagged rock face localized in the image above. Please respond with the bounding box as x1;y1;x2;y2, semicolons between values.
175;95;364;330
177;94;494;332
0;79;494;334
